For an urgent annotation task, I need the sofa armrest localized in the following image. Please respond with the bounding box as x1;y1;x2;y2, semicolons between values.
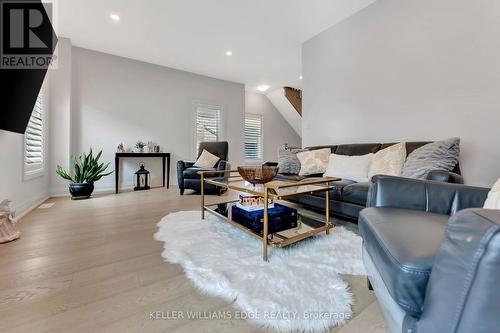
426;170;464;184
216;160;230;170
216;160;231;180
179;161;195;169
177;160;195;189
367;175;489;214
415;209;500;333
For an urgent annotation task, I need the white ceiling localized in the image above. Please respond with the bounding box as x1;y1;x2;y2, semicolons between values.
57;0;375;92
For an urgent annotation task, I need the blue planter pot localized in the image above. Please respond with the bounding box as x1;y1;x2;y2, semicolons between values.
69;182;94;200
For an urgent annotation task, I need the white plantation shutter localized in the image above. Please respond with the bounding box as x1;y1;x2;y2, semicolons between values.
24;88;44;176
195;105;221;152
244;114;263;160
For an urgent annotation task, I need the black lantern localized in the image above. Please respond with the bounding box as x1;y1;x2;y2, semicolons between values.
134;163;151;191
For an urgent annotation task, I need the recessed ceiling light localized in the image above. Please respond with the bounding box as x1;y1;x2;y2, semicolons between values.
225;50;233;56
257;85;270;92
299;75;303;80
110;13;120;21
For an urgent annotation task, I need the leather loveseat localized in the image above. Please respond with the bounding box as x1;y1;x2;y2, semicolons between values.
359;175;498;333
275;142;463;220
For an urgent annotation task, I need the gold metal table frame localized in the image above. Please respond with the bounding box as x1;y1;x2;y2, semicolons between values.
199;170;340;261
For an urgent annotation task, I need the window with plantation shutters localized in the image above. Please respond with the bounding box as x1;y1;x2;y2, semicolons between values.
244;114;263;160
195;105;222;152
24;88;44;177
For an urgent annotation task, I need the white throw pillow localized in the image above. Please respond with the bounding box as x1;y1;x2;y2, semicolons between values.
483;178;500;209
193;149;220;168
296;148;331;176
324;153;374;182
368;142;407;179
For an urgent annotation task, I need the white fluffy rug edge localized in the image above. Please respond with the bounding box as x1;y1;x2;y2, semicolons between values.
154;211;366;333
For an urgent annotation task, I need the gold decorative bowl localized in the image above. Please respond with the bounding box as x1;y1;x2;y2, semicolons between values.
237;166;279;185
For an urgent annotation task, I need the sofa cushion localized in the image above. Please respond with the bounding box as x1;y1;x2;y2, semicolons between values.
296;148;330;176
401;137;460;180
324;153;374;182
343;182;370;205
483;178;500;209
193;149;220;168
368;142;407;179
305;145;338;153
183;166;217;179
335;143;381;156
359;207;449;318
277;147;307;174
310;179;356;201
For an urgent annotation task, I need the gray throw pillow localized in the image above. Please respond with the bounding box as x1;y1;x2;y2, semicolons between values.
401;137;460;179
277;147;308;174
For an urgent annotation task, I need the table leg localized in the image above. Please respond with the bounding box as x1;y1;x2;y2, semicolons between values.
167;155;170;189
161;156;166;187
325;186;330;235
115;157;119;194
263;187;269;261
201;173;205;220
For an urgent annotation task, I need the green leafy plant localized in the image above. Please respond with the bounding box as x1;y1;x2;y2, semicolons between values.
135;141;145;149
56;149;113;184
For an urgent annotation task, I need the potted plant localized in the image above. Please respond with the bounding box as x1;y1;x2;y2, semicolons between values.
56;149;113;199
134;141;146;153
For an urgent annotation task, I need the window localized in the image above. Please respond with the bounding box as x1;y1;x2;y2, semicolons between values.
195;104;222;152
244;114;263;161
24;88;45;178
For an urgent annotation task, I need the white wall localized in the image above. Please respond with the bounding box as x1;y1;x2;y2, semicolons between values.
49;38;72;195
68;47;245;191
245;92;301;163
0;79;50;216
302;0;500;187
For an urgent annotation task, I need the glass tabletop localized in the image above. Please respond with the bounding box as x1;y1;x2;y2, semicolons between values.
204;178;333;199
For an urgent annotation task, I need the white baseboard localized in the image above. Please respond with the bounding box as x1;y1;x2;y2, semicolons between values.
49;184;178;197
49;186;122;197
14;195;50;221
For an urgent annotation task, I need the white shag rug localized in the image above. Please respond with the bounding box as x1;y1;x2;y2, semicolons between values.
154;211;365;332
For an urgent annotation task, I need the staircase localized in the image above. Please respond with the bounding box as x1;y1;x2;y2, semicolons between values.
283;87;302;115
266;87;302;137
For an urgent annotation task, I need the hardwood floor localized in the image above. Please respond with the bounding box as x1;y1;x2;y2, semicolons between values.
0;187;386;332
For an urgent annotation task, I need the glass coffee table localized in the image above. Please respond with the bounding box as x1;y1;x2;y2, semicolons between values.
199;170;340;261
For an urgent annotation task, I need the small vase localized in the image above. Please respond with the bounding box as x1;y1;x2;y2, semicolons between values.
134;147;144;153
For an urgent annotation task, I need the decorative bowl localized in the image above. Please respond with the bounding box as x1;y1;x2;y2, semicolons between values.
237;166;279;185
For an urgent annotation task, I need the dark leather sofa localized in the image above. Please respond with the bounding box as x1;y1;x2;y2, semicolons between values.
177;141;230;195
275;142;463;220
359;175;498;333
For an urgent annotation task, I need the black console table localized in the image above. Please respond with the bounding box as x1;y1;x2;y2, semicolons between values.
115;152;170;193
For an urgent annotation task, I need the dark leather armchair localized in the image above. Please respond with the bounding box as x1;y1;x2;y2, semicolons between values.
359;175;498;333
177;141;230;195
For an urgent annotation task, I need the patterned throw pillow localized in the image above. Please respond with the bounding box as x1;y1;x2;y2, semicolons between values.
368;142;407;179
277;147;308;174
401;138;460;180
193;149;220;168
296;148;331;176
483;178;500;209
